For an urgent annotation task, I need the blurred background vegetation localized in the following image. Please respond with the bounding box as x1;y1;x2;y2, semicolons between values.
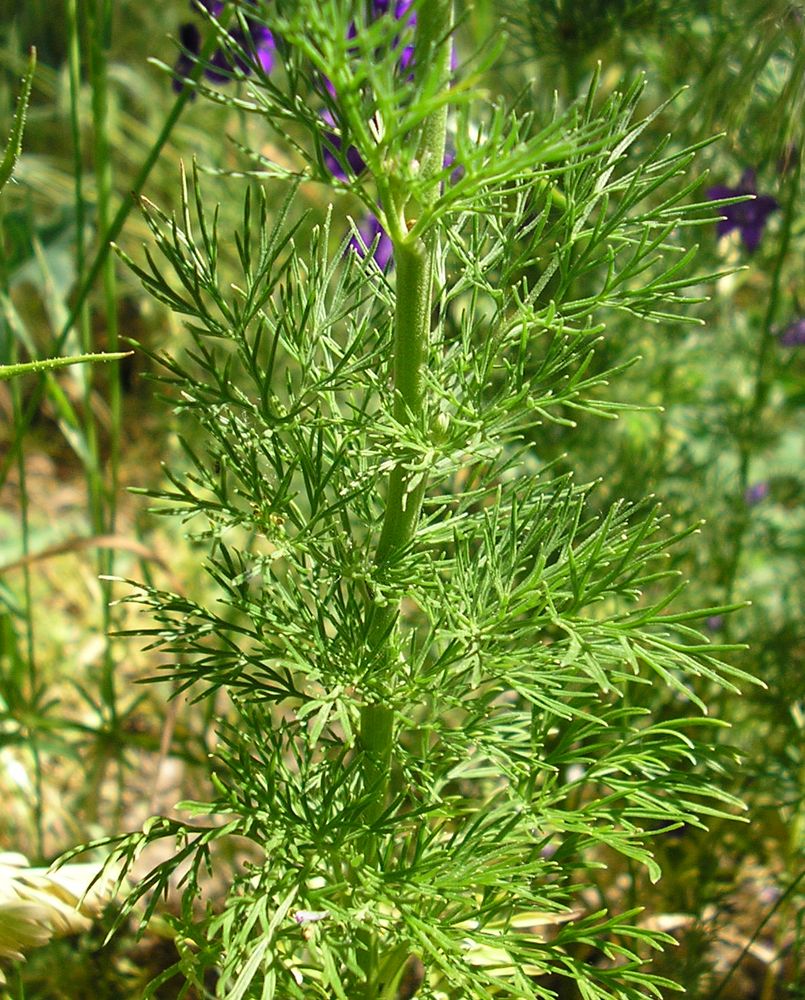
0;0;802;996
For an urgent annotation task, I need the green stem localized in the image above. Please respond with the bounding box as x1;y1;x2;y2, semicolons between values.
88;0;122;767
365;0;453;650
365;237;430;649
89;0;120;529
356;2;453;994
67;0;104;539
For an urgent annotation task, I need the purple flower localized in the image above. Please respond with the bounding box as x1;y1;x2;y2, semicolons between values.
173;0;274;92
372;0;414;13
705;615;724;632
779;317;805;347
320;110;366;181
236;18;275;75
173;22;202;92
391;0;417;75
319;0;418;98
444;147;464;185
350;213;393;270
377;1;457;78
744;481;769;506
707;169;778;253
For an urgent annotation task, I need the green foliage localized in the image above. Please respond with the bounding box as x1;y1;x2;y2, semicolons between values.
53;4;769;996
2;0;801;996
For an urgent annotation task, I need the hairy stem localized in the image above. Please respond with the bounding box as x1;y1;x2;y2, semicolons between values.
357;1;453;993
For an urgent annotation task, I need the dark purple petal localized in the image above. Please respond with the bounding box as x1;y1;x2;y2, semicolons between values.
173;22;202;92
347;146;367;175
779;317;805;347
205;47;232;82
204;22;275;80
373;230;394;270
333;0;425;91
323;146;347;181
180;19;202;48
324;144;366;180
443;148;464;185
319;74;337;98
398;43;416;76
740;222;765;253
387;0;417;76
230;21;275;75
350;213;393;270
707;184;738;202
320;111;366;180
752;193;779;220
708;171;778;251
180;0;275;88
715;216;738;238
745;481;769;506
247;22;276;75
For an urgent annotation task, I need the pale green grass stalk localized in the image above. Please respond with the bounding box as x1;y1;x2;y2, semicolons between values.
66;0;103;537
88;0;121;528
87;0;122;774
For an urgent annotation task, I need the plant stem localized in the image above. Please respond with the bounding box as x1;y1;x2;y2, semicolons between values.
67;0;103;537
366;237;430;642
356;1;453;993
364;0;453;649
721;151;801;616
88;0;123;801
89;0;120;529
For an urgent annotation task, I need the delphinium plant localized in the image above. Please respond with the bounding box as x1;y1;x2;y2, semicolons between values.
66;1;759;996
